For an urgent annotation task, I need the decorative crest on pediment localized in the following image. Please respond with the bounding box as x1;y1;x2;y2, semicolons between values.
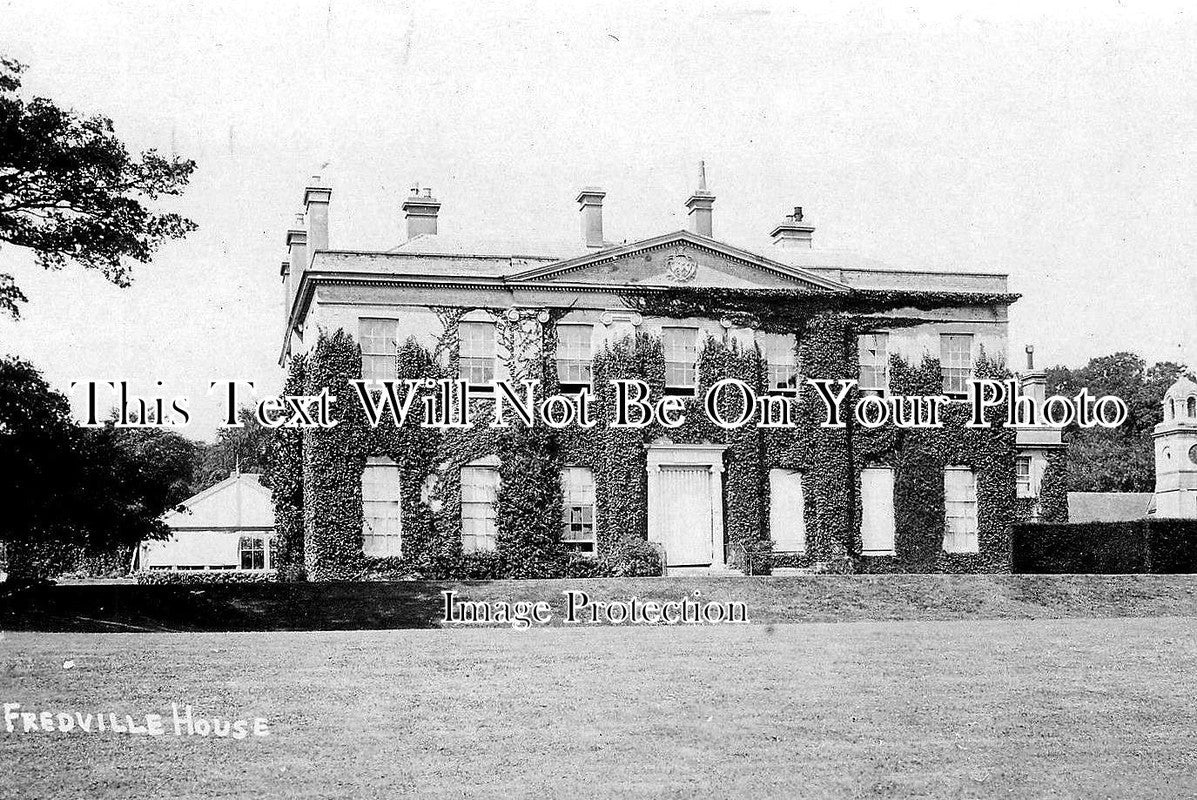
664;253;698;283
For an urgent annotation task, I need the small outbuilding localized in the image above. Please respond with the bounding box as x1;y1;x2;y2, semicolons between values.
133;472;277;572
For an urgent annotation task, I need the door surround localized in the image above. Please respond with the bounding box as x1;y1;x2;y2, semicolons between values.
645;442;727;567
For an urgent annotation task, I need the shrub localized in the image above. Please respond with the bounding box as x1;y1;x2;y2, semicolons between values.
561;553;607;579
742;539;774;576
135;570;278;585
459;551;505;580
602;539;663;578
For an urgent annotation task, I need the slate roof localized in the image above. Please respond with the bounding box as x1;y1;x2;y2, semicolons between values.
1067;492;1153;523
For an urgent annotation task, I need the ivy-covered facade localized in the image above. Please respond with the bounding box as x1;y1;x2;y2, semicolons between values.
272;179;1064;580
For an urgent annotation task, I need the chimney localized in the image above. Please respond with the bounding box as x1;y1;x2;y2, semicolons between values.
576;187;605;248
285;213;307;325
1020;344;1046;406
685;161;715;237
770;206;815;249
304;176;331;253
402;185;441;239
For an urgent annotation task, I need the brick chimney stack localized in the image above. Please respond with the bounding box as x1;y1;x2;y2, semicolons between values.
770;206;815;249
402;185;440;239
576;188;606;248
304;176;331;253
284;212;307;325
685;161;715;237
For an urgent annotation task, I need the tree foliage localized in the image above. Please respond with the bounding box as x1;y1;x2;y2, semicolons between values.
0;357;196;563
0;57;196;319
1046;352;1193;493
194;407;274;491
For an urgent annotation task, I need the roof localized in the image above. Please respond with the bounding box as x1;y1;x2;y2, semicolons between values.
284;228;1012;361
505;230;852;292
1067;492;1153;523
1164;376;1197;400
162;472;275;531
387;232;581;260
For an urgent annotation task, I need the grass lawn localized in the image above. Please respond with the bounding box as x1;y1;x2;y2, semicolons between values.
3;618;1197;799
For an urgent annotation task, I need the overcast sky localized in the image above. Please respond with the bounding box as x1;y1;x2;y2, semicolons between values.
1;0;1194;439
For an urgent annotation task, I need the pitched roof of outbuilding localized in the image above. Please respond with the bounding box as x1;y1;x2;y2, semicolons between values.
1066;492;1153;523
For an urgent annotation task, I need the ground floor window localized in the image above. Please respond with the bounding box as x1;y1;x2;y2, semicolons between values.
461;463;500;552
239;536;266;570
561;466;596;554
943;467;979;553
860;467;896;555
768;469;805;552
362;456;403;557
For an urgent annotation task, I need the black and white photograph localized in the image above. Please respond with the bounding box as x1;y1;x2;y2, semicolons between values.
1;2;1195;797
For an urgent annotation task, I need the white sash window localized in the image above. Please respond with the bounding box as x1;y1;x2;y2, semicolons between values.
561;466;596;554
940;334;974;395
359;318;398;382
556;325;594;389
461;463;500;552
663;327;699;390
860;467;895;555
459;321;496;386
858;333;889;392
362;457;402;557
768;469;806;552
943;467;979;553
759;333;799;395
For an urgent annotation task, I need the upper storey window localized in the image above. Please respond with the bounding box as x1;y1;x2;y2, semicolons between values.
360;318;398;382
556;324;593;392
759;333;799;395
459;321;496;387
663;327;699;392
858;333;889;392
940;334;974;396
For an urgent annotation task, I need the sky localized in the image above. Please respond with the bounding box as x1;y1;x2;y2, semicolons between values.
0;0;1194;439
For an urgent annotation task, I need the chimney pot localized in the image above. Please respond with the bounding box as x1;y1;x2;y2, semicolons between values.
770;204;815;250
402;184;441;239
576;188;606;248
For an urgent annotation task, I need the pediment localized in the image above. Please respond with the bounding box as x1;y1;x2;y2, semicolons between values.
507;231;850;292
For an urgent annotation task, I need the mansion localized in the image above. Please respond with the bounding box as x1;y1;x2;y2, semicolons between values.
274;169;1062;579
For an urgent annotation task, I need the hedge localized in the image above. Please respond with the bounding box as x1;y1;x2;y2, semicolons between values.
1012;519;1197;573
135;570;279;585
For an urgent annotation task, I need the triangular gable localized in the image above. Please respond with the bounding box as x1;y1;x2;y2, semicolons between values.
507;230;851;292
163;473;275;530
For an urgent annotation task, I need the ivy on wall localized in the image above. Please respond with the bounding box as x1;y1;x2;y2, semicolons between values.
268;352;306;581
276;286;1057;580
301;329;366;581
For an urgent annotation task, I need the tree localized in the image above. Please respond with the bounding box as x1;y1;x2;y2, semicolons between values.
1046;352;1193;493
0;357;197;577
0;57;196;319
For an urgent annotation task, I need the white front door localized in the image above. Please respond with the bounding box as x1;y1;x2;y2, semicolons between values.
646;444;727;568
656;465;714;565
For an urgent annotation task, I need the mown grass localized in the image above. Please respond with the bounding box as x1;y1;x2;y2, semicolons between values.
3;618;1197;799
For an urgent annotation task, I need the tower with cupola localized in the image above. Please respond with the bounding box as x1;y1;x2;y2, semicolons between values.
1152;376;1197;518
